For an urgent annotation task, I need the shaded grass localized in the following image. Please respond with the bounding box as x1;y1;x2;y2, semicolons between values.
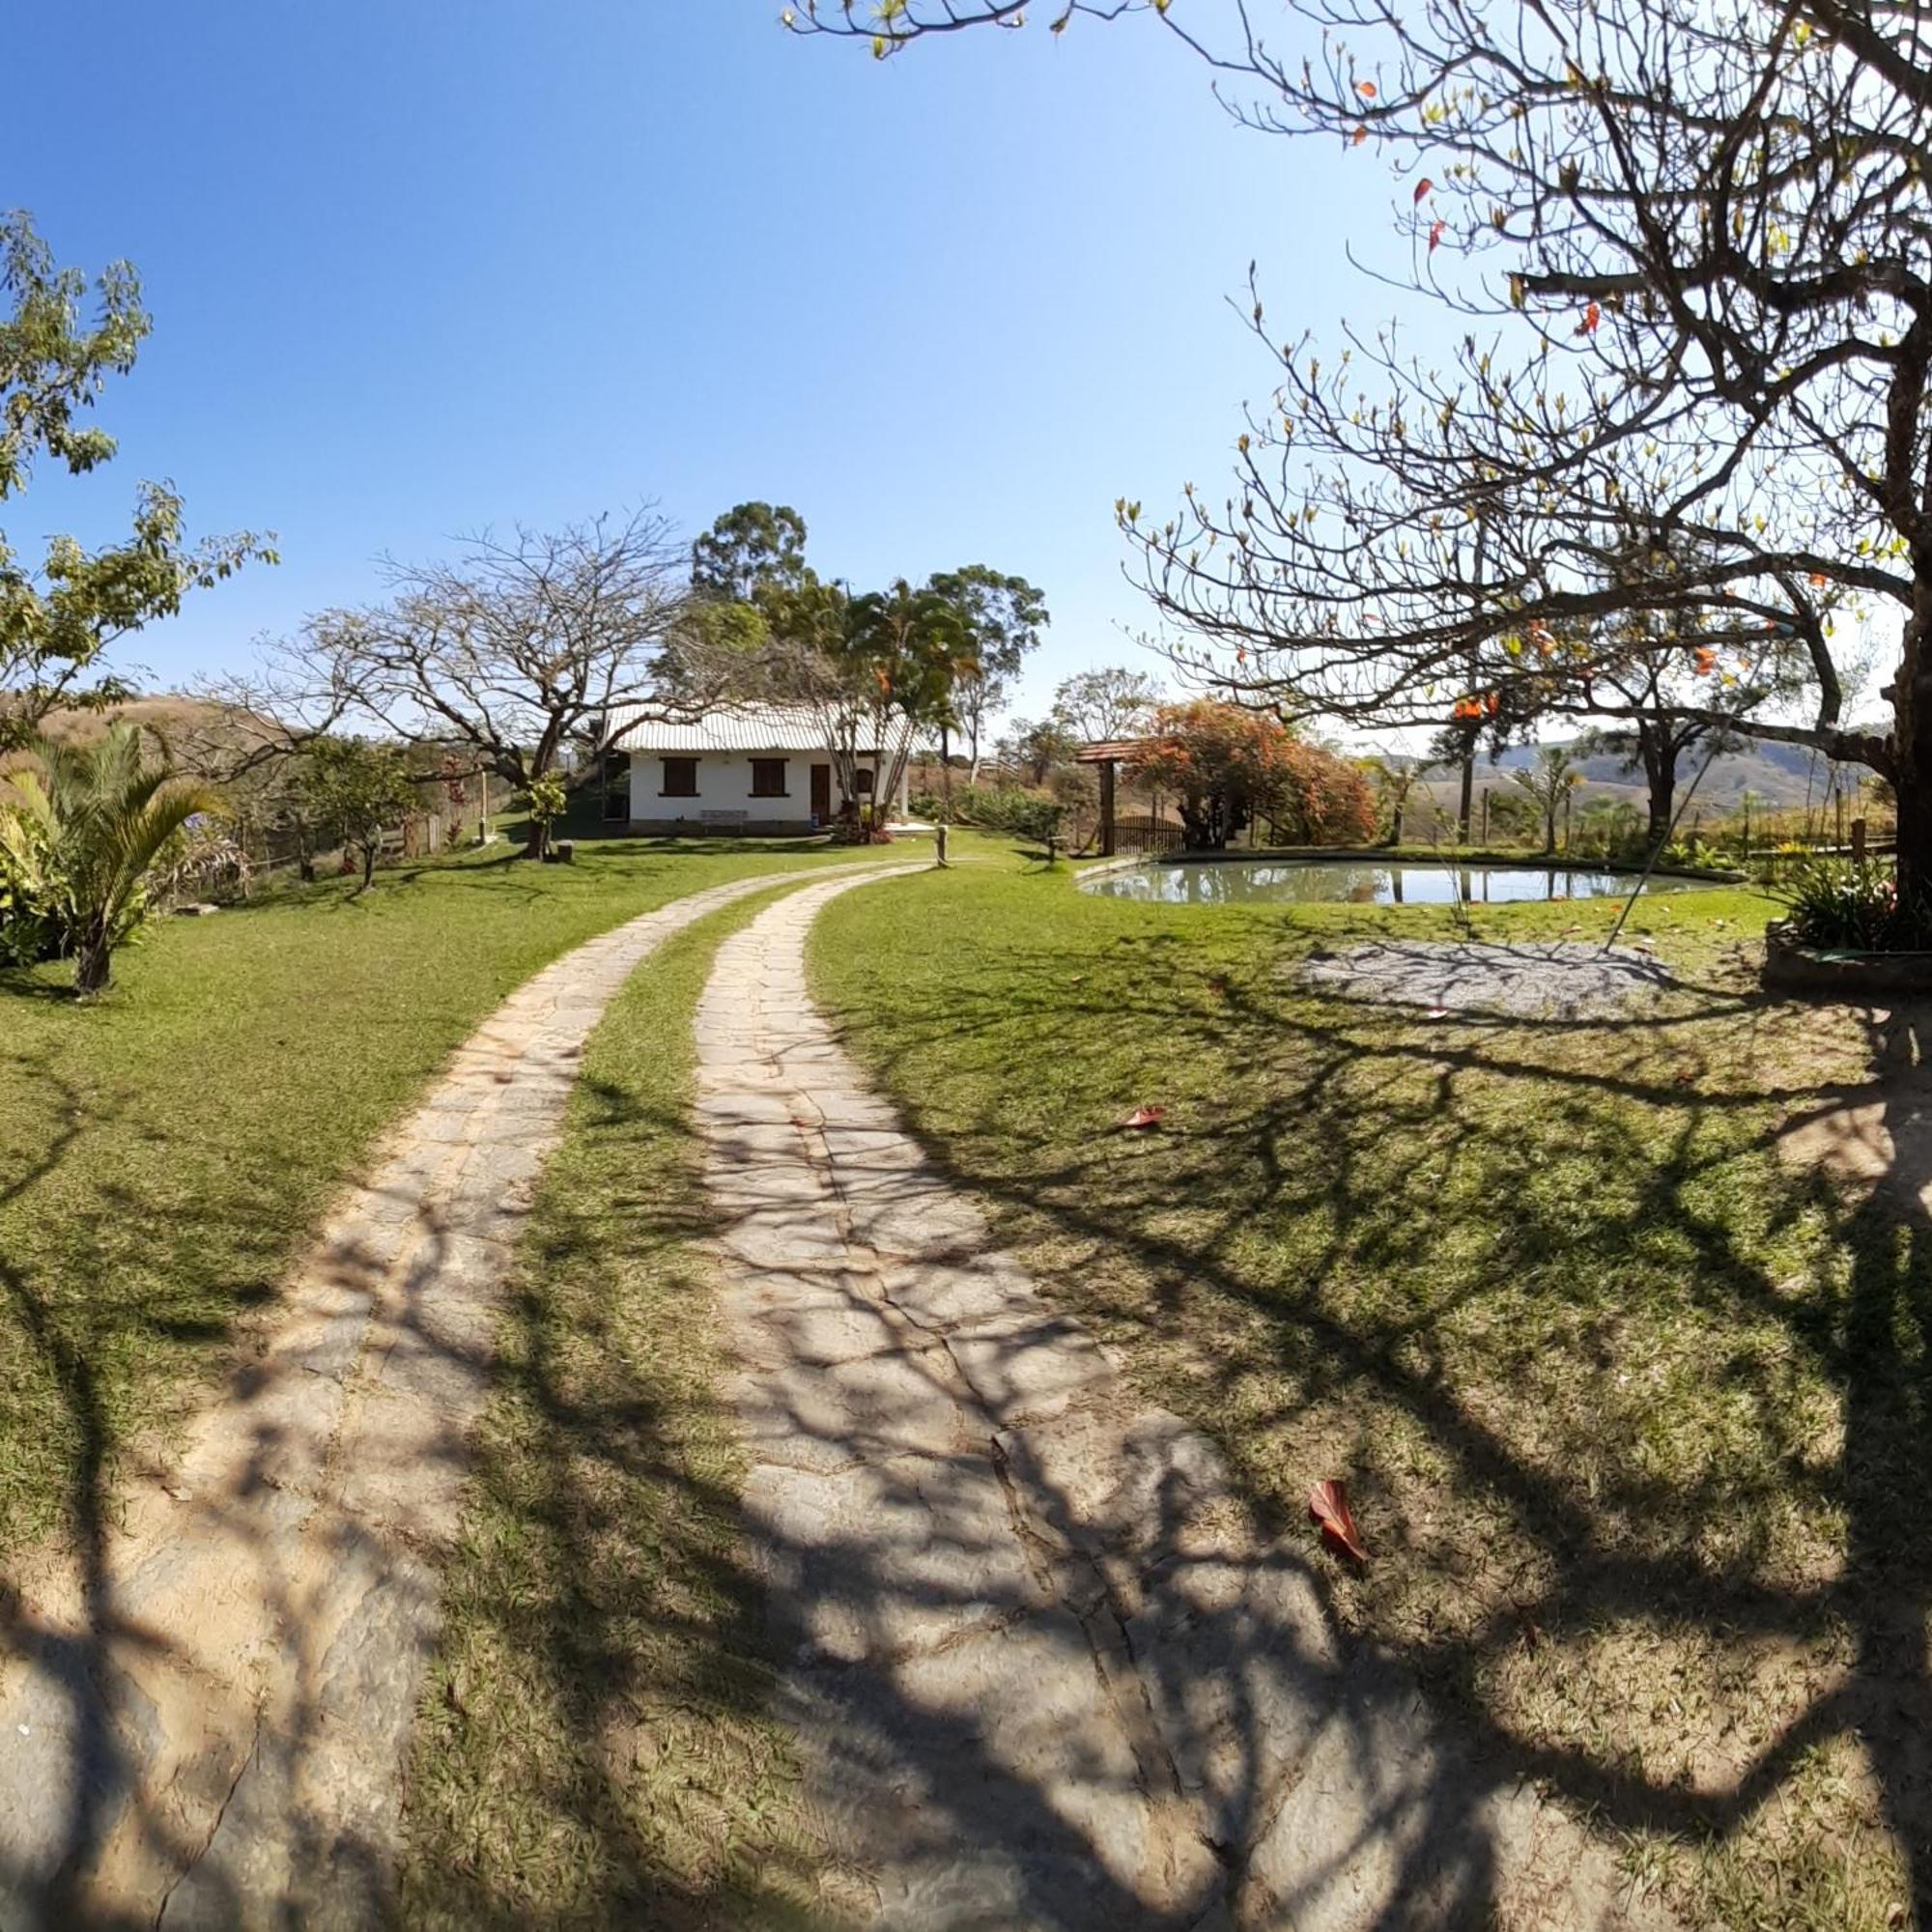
395;885;850;1931
0;836;877;1563
810;858;1919;1930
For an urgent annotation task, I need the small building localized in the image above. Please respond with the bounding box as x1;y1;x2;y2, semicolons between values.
601;704;908;836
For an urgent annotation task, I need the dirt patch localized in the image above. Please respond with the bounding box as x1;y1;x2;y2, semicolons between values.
1299;938;1678;1018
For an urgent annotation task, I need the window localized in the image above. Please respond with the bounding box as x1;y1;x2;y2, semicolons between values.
750;757;788;798
852;766;875;794
661;756;698;798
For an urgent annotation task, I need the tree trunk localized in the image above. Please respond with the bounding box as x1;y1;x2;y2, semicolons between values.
362;840;378;889
940;724;953;820
1457;731;1476;842
524;819;549;862
1638;724;1675;847
74;922;111;995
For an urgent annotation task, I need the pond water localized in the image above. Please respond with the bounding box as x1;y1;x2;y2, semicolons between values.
1081;858;1713;907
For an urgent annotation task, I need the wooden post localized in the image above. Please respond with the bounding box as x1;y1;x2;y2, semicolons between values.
1098;758;1117;859
1852;817;1868;864
934;821;950;869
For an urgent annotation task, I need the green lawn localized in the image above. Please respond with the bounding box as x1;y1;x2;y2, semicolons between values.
0;836;870;1563
810;855;1918;1931
396;882;856;1931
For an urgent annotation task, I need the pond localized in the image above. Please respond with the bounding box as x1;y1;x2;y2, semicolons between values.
1080;857;1716;907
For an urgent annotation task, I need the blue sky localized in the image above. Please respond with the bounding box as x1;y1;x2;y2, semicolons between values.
7;2;1397;723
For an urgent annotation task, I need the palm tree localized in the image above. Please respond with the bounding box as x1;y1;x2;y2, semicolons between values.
1511;744;1583;857
0;724;222;993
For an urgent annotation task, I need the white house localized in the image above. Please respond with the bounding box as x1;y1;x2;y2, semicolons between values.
600;704;910;836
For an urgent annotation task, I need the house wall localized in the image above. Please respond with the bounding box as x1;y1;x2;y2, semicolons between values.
619;750;890;835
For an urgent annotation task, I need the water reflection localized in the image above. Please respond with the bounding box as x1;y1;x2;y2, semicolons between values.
1082;859;1709;907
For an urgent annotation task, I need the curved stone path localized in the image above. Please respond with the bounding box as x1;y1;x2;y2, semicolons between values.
0;861;902;1931
697;871;1677;1932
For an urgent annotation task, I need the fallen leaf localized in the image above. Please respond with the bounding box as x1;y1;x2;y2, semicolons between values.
1309;1478;1369;1561
1122;1105;1166;1130
1424;1006;1452;1020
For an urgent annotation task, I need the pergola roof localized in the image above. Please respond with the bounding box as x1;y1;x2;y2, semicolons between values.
1074;738;1153;764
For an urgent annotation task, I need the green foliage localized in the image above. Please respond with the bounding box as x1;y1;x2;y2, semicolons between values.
525;773;568;827
691;500;809;604
1127;700;1377;851
1775;857;1932;952
951;781;1065;843
294;736;421;887
0;722;221;989
0;213;273;744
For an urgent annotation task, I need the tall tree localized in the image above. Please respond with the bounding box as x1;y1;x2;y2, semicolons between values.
690;501;809;604
1050;665;1161;743
926;564;1048;781
0;213;270;745
765;575;977;838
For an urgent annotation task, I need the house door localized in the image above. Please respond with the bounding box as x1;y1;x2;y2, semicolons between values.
810;763;831;824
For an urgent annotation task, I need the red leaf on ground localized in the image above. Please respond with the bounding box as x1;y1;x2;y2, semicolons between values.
1308;1478;1369;1561
1122;1105;1166;1130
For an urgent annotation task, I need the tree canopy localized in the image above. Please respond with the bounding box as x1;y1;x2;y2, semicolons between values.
0;213;270;746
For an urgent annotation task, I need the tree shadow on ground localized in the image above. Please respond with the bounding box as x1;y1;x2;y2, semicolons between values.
809;922;1931;1926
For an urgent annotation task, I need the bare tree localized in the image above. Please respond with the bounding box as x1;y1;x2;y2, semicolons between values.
249;509;714;858
802;0;1932;897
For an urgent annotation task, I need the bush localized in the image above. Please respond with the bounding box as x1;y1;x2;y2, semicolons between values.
1775;857;1932;952
952;782;1065;842
0;819;60;965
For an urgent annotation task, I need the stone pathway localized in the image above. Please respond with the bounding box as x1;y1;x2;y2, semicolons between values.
0;862;899;1931
696;872;1678;1932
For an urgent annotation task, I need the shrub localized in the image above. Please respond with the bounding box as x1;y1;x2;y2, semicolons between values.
1775;857;1932;952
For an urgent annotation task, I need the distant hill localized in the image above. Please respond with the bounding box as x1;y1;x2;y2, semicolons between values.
1420;734;1875;819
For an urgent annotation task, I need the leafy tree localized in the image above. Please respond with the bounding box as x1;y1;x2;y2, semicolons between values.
690;501;809;604
1050;666;1161;744
1511;746;1584;858
522;773;568;856
0;722;221;992
1124;700;1374;850
998;716;1078;786
295;736;422;888
0;213;271;746
926;564;1049;782
1362;754;1427;848
766;576;976;839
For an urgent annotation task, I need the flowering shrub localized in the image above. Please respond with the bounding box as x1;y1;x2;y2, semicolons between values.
1124;701;1377;849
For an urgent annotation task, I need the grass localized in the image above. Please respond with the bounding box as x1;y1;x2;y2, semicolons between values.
395;881;858;1930
809;854;1923;1930
0;834;872;1563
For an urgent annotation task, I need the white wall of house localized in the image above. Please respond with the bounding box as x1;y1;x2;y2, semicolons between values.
620;750;895;831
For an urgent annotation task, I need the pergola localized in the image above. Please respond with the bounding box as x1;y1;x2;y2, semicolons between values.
1073;739;1151;859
